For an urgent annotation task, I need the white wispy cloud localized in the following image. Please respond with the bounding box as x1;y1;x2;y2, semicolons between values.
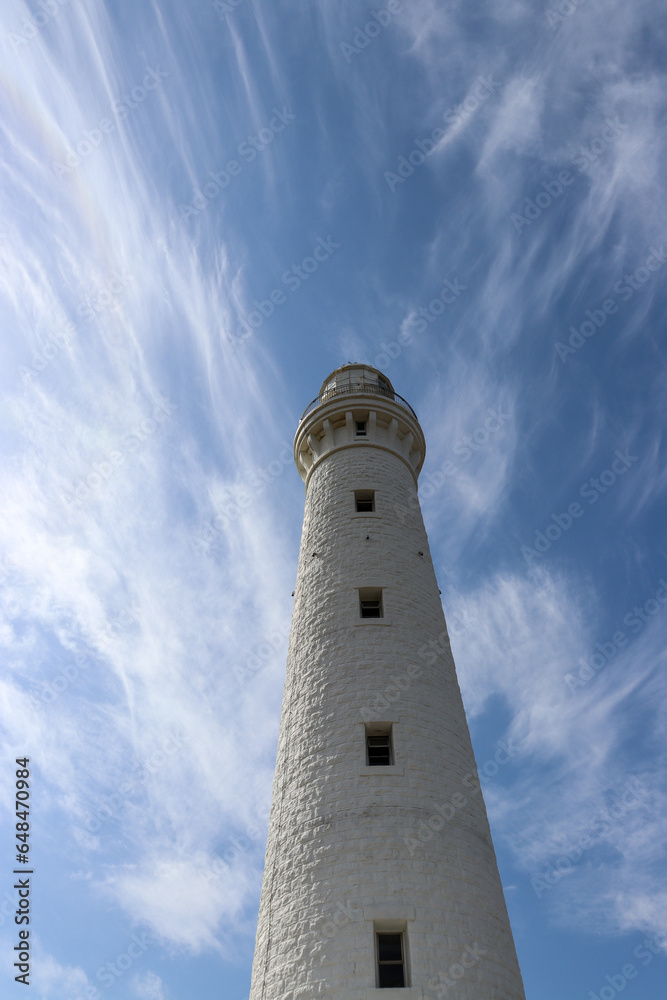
25;946;91;1000
132;970;167;1000
446;567;667;942
0;0;302;958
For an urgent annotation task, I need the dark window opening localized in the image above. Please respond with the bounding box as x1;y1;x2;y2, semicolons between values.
359;587;383;619
356;421;367;436
355;490;375;512
377;933;405;988
367;734;392;766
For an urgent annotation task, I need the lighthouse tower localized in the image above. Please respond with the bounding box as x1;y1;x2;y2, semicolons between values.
249;365;525;999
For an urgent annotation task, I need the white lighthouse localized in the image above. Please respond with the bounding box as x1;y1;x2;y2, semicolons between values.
249;365;525;999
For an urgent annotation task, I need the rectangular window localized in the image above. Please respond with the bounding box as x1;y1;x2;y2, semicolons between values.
356;420;367;436
377;932;406;988
359;587;383;618
355;489;375;512
366;729;392;766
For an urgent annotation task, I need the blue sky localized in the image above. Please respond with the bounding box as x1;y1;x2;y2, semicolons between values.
0;0;666;998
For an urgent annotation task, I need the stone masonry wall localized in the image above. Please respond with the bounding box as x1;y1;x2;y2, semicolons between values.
249;440;525;1000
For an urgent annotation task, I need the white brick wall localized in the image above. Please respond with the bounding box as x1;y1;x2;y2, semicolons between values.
250;416;526;1000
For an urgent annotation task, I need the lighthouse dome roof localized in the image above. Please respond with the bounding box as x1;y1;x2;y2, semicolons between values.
318;364;395;399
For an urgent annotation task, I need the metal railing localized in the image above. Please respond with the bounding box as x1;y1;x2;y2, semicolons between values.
300;382;418;420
